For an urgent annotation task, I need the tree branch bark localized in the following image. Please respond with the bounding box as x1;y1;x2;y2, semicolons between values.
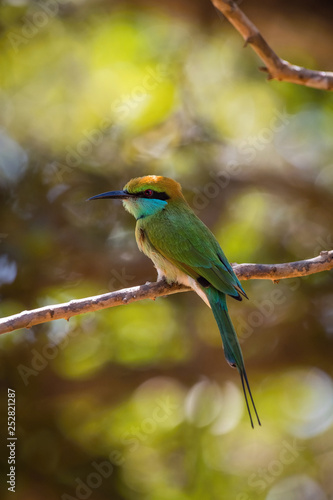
0;251;332;335
211;0;333;91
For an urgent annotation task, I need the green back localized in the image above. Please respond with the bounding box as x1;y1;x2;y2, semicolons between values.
140;200;246;300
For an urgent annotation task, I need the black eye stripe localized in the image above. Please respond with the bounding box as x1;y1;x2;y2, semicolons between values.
137;190;170;200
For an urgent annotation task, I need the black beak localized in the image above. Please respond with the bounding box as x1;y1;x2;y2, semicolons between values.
87;190;135;201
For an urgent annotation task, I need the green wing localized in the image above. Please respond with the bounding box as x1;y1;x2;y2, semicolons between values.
145;206;247;300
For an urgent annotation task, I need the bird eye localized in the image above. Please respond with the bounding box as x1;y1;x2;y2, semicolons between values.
144;189;154;198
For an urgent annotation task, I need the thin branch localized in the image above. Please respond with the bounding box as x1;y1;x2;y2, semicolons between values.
211;0;333;91
232;250;333;280
0;251;332;335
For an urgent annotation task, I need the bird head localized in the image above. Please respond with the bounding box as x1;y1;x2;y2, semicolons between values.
88;175;186;220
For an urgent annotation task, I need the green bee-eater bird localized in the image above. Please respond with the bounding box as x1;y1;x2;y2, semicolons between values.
88;175;261;427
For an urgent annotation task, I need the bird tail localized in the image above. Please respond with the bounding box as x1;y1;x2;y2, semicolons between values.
206;288;261;428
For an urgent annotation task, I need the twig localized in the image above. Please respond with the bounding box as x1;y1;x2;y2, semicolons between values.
0;251;332;335
211;0;333;91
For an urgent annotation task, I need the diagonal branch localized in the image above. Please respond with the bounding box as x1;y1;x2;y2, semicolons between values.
211;0;333;91
0;251;332;335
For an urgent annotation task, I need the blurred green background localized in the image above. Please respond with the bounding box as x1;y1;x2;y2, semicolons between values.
0;0;333;499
